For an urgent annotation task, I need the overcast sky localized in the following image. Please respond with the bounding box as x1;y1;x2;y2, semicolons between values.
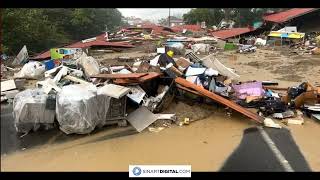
118;8;191;23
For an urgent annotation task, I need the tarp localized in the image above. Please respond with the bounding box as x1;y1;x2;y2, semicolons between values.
13;88;55;133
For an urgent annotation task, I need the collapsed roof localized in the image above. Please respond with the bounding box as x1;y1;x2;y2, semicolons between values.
263;8;318;23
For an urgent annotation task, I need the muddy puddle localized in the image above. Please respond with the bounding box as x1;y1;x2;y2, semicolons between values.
2;101;320;171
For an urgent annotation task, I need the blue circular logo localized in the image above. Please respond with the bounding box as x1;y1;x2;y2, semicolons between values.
132;167;142;176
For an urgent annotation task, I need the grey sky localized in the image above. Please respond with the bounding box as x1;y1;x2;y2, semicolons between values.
118;8;192;23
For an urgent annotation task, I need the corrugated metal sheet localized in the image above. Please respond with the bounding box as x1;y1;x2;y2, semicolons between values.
171;25;202;32
66;39;134;49
30;33;134;60
30;50;51;60
263;8;317;23
210;28;253;40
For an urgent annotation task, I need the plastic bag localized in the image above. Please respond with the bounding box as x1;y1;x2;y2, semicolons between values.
56;84;101;134
14;61;45;79
191;43;210;53
168;42;184;50
77;53;100;77
13;88;55;133
96;88;112;128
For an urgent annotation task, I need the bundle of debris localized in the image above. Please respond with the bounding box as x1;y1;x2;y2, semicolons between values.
2;23;319;138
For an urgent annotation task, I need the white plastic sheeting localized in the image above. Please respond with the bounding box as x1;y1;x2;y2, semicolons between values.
77;53;100;77
191;43;210;54
14;61;45;79
56;84;111;134
13;88;55;133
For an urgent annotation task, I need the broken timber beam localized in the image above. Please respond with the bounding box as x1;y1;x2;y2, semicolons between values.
91;73;148;79
263;86;289;91
176;84;202;96
175;77;264;124
113;72;162;85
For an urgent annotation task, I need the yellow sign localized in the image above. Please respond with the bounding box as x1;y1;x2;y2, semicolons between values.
268;31;305;39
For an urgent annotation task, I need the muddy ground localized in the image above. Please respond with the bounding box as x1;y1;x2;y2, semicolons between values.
1;47;320;171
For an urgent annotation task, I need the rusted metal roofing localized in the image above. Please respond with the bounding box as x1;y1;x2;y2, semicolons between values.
171;25;202;32
263;8;317;23
210;28;254;40
30;50;51;60
66;39;134;49
30;33;134;60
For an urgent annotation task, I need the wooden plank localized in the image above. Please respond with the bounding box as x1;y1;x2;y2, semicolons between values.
1;80;16;92
138;72;161;82
113;72;162;85
91;73;148;79
175;77;264;124
263;86;288;91
176;84;202;96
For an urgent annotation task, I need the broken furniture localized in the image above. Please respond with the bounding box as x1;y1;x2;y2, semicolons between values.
97;84;130;127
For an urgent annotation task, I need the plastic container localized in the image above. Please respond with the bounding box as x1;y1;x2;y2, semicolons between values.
44;59;55;70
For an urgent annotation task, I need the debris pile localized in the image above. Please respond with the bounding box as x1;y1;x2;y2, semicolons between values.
1;20;319;136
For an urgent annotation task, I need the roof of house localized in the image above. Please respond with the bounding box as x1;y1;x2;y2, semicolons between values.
263;8;318;23
171;25;202;33
30;33;134;60
210;27;254;40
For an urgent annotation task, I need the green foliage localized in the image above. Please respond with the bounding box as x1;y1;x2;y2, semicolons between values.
183;8;288;27
183;8;224;26
2;8;125;55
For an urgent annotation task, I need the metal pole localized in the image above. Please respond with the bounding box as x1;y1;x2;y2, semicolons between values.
169;8;171;27
0;8;2;54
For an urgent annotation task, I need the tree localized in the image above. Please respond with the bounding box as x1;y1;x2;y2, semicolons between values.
182;8;290;28
2;8;126;55
2;8;69;55
183;8;223;26
158;18;167;26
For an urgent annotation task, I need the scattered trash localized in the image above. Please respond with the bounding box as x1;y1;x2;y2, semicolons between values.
127;85;146;104
13;88;55;133
191;43;210;54
12;45;28;65
148;127;165;133
272;110;295;119
127;106;176;132
14;61;46;79
184;118;190;125
77;53;100;77
97;84;130;99
263;118;282;129
1;80;17;92
232;81;264;100
287;117;304;125
3;17;318;139
56;84;102;134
